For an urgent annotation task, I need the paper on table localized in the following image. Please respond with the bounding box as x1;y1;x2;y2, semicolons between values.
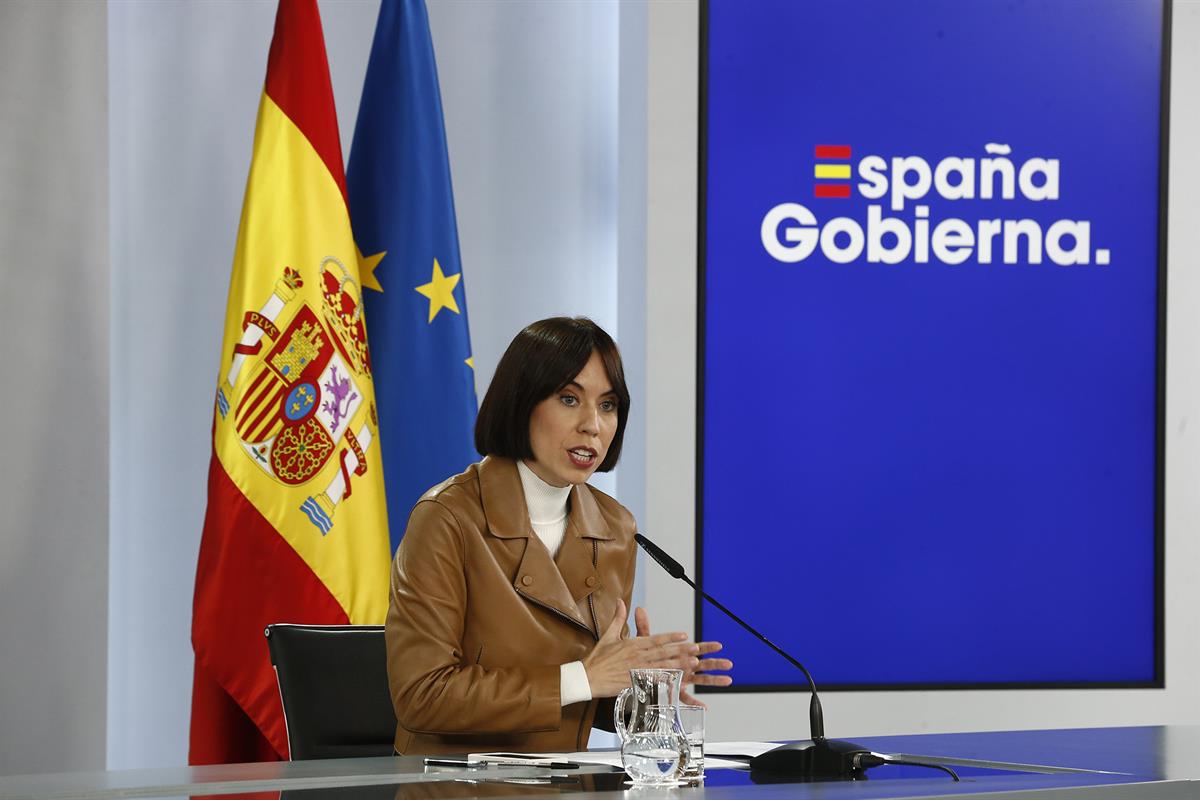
469;744;774;771
467;753;570;766
559;752;623;768
704;741;784;758
559;750;752;770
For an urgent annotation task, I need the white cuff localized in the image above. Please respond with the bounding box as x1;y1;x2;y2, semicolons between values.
559;661;593;706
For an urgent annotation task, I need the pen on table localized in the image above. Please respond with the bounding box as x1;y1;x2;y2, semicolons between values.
423;758;479;768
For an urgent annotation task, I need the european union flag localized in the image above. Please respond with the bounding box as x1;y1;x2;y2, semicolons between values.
348;0;478;553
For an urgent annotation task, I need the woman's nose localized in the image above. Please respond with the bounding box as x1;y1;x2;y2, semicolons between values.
577;405;600;435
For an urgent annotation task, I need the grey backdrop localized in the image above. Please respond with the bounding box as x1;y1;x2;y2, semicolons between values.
0;0;109;777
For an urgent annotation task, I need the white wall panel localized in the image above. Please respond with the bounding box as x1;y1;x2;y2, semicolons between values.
646;0;1200;741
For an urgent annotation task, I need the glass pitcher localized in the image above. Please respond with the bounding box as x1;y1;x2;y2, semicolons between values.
614;668;690;785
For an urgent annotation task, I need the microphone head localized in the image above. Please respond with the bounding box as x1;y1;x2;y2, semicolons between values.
634;533;686;580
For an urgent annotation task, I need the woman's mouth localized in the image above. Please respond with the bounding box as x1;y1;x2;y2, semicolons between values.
567;447;598;468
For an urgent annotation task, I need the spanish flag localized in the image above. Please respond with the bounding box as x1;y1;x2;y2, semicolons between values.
190;0;390;764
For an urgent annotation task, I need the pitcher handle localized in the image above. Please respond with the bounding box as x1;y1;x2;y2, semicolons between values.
613;687;633;742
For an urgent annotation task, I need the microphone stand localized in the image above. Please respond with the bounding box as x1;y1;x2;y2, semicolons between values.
635;534;870;780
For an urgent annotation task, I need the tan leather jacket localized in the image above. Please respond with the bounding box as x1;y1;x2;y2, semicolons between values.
386;456;636;755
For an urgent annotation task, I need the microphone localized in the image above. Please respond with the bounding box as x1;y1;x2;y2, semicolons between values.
634;532;871;780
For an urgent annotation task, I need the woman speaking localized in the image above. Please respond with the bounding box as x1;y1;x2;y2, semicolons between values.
385;317;731;755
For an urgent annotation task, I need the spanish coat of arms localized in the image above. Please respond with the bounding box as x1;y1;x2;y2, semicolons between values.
215;258;378;535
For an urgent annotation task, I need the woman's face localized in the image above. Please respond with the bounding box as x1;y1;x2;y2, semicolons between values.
525;350;619;487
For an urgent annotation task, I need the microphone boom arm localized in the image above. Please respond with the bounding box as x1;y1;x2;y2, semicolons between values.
678;573;825;740
634;532;879;779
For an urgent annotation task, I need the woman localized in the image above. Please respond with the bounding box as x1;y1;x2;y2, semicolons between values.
386;317;731;755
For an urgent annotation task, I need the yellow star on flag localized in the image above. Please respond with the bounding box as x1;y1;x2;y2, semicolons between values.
358;244;386;293
465;356;474;370
415;258;461;323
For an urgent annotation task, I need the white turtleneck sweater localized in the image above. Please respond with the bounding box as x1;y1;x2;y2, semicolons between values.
516;460;593;707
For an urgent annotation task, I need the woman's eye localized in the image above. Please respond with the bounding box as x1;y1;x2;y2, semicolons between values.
600;400;617;412
559;395;578;406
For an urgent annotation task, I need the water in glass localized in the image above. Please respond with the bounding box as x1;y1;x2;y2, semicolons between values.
614;672;689;786
621;732;681;784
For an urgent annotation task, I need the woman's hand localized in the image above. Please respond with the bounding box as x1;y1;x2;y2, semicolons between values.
583;601;701;698
635;606;733;707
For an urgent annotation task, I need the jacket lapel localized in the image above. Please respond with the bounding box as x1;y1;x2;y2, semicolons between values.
479;457;593;634
556;484;617;637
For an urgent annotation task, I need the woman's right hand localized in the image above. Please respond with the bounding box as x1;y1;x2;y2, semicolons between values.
583;600;700;697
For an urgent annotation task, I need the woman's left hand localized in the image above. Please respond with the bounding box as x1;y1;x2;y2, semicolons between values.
635;607;733;707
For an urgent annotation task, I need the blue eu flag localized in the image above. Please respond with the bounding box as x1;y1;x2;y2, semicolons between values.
348;0;478;553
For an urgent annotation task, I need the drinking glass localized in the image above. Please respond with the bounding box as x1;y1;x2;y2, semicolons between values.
677;705;705;781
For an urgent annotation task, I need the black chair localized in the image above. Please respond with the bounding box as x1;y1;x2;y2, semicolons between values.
265;623;397;760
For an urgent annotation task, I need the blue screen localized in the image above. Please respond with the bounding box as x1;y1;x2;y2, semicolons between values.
700;0;1164;687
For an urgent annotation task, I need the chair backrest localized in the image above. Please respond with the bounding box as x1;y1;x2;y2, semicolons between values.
265;623;396;760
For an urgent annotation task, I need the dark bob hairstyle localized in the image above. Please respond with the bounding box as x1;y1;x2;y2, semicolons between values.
475;317;630;472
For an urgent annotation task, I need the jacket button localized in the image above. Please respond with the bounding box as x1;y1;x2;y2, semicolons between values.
521;575;534;586
586;576;597;587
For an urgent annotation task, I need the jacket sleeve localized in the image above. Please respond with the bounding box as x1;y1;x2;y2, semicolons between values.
386;499;562;735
